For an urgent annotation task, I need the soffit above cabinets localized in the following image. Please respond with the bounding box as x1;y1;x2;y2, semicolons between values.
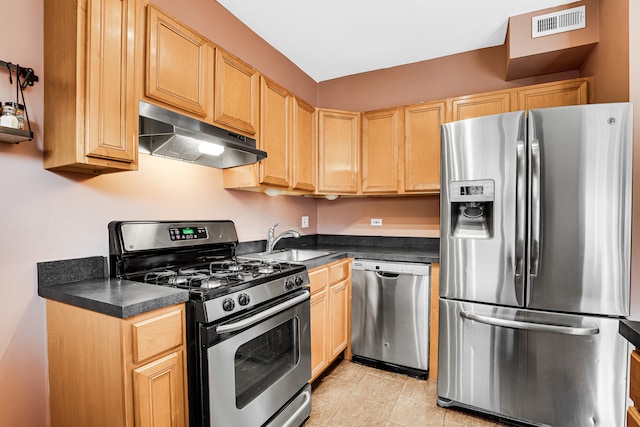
506;0;598;81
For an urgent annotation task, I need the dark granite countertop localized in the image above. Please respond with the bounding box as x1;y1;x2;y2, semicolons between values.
38;235;439;318
619;319;640;348
237;234;440;269
295;245;438;269
37;256;189;319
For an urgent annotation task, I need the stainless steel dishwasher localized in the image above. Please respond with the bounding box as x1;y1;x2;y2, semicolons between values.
351;259;430;379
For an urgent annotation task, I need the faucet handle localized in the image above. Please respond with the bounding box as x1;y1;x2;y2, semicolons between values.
268;223;279;235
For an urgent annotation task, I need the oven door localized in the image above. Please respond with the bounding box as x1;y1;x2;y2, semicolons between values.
207;289;311;427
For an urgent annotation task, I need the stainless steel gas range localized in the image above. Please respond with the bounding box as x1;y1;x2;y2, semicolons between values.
108;220;312;427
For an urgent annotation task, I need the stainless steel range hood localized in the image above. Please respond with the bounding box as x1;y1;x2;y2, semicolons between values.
138;101;267;169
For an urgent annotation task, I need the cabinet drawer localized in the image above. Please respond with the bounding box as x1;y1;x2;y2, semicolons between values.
308;267;329;295
632;350;640;406
132;308;184;364
629;406;640;427
329;260;349;284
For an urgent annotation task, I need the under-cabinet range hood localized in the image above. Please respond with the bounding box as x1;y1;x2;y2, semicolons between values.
138;101;267;169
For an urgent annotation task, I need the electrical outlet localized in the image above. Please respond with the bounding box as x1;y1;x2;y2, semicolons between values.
371;218;383;226
301;216;309;228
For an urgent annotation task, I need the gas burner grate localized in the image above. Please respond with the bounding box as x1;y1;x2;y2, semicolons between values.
134;257;304;299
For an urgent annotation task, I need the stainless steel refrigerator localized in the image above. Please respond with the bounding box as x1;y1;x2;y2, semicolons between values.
438;103;632;427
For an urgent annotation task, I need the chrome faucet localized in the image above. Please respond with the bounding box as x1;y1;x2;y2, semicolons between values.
266;223;300;252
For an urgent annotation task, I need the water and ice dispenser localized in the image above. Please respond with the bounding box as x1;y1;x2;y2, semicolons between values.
448;179;494;239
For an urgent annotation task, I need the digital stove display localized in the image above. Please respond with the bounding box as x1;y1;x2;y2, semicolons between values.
169;226;208;241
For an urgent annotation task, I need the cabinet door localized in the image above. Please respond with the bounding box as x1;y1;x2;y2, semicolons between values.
449;91;514;122
259;77;290;187
291;97;317;192
403;101;445;193
84;0;138;164
146;4;211;118
310;289;329;382
318;109;360;194
429;263;440;380
631;350;640;406
362;108;402;194
215;49;259;135
44;0;139;172
133;350;187;427
629;407;640;427
516;78;591;110
329;279;350;360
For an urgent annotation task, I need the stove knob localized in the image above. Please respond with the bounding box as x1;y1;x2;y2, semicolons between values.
222;298;235;312
285;279;295;291
238;293;251;306
295;276;304;287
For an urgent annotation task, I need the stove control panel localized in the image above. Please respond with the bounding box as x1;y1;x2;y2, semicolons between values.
200;270;311;324
285;275;307;291
169;226;208;241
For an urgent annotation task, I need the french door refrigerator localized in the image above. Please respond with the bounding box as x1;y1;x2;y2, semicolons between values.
438;103;632;427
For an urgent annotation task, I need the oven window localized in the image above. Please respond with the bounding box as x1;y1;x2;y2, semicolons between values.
234;318;300;409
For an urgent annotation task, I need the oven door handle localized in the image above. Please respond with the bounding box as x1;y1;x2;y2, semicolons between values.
216;290;310;334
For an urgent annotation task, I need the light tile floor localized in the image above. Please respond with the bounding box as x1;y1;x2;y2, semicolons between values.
305;359;512;427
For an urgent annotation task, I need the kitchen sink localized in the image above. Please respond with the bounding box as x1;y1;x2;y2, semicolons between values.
240;249;332;262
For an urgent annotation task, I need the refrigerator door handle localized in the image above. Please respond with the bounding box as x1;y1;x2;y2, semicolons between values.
515;138;527;281
460;311;600;336
530;138;541;277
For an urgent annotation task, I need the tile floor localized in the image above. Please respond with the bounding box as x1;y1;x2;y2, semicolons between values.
305;359;511;427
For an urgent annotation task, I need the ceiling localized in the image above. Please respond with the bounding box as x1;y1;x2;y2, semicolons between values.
216;0;577;82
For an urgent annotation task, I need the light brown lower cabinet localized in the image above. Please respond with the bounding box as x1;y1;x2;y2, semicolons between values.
629;406;640;427
46;301;188;427
309;258;352;382
429;263;440;380
629;350;640;427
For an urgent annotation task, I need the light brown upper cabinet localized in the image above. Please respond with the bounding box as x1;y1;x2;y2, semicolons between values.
145;4;212;119
403;101;446;193
290;97;317;192
317;109;361;194
215;49;260;136
223;90;316;194
259;77;290;188
44;0;141;173
361;108;403;194
448;91;514;122
516;77;592;110
144;7;259;138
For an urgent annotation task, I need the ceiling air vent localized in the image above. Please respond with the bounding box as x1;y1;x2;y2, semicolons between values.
532;5;585;38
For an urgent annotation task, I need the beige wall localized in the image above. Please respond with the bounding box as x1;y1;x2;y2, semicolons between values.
317;46;579;112
582;0;630;102
0;1;317;425
0;0;635;425
317;196;440;237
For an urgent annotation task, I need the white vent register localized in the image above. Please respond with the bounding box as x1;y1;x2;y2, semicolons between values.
532;5;585;38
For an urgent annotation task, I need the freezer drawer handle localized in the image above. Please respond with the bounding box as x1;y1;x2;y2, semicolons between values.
216;290;309;334
460;311;600;336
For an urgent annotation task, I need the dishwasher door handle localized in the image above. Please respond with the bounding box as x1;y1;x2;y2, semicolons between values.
373;271;400;279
